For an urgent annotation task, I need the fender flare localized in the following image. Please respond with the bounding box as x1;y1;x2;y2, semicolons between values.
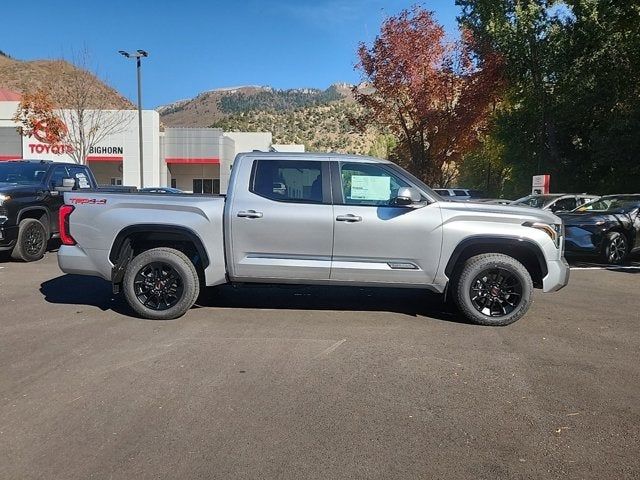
109;224;210;268
17;207;51;235
444;235;548;278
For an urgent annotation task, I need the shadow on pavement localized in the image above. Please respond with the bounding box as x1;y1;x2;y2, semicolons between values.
40;274;132;316
0;239;61;264
196;284;464;323
40;274;465;324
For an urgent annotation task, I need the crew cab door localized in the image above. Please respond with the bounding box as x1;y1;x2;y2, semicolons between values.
228;158;334;281
330;161;443;285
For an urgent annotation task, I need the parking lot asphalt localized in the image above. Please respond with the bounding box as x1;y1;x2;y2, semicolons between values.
0;252;639;480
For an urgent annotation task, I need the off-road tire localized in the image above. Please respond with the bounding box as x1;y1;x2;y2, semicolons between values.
453;253;533;326
123;247;200;320
11;218;48;262
601;231;628;265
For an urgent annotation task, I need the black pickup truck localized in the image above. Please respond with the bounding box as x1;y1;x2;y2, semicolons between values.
0;160;99;261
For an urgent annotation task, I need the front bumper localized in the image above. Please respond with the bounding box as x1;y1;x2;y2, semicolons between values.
0;225;18;251
542;256;570;292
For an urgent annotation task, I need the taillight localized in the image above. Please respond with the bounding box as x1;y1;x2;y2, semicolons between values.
59;205;76;245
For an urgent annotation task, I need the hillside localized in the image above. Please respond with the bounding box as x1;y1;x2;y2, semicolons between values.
159;83;388;155
0;51;133;109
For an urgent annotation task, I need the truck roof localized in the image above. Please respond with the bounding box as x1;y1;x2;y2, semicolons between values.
235;151;392;164
2;159;81;167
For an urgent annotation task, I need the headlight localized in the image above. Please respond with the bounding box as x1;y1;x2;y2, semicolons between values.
524;221;563;248
0;194;9;205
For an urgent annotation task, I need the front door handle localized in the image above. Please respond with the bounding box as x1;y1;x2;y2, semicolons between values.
336;214;362;223
237;210;263;219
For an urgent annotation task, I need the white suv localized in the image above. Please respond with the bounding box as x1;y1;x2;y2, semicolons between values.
434;188;486;200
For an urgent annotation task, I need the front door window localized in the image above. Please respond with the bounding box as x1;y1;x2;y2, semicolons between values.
340;162;413;206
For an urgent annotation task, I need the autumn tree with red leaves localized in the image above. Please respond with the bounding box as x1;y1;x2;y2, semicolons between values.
13;89;68;144
353;6;503;186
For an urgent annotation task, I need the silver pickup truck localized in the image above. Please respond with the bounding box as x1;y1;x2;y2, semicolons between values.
57;152;569;326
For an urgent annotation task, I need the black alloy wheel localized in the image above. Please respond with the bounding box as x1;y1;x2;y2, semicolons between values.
133;261;185;311
469;267;523;318
605;232;627;265
23;222;46;257
11;218;48;262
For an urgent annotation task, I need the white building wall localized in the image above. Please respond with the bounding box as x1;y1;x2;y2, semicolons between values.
223;131;273;155
0;100;20;128
272;144;306;152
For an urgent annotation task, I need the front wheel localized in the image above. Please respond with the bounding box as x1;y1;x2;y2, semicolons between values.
11;218;48;262
453;253;533;326
601;232;628;265
123;247;200;320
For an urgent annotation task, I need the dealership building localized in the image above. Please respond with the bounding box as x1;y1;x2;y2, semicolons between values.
0;88;303;193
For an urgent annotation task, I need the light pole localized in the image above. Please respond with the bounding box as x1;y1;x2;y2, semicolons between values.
119;49;148;188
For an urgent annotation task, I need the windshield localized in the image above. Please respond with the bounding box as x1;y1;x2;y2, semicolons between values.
512;195;560;208
573;196;640;213
0;163;48;185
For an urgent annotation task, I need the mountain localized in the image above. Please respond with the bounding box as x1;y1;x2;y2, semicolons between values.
158;83;388;155
0;51;133;109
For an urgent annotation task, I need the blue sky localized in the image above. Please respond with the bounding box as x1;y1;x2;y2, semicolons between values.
2;1;461;108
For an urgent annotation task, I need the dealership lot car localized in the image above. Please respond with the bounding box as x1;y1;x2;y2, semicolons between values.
0;160;98;261
512;193;599;213
433;188;486;201
560;194;640;264
57;152;569;326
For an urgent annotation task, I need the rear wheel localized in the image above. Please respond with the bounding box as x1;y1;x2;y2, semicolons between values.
453;253;533;326
123;247;200;320
601;232;628;265
11;218;48;262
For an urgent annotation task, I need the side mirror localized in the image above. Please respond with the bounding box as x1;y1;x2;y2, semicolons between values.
392;187;422;206
55;178;76;192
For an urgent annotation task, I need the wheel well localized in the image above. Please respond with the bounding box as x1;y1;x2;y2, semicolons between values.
607;228;633;245
18;208;50;236
446;238;547;289
109;225;209;279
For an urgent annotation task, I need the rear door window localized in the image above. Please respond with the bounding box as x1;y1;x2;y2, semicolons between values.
552;197;577;212
67;166;92;189
251;160;325;203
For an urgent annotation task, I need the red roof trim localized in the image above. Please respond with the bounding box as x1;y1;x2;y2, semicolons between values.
0;155;21;161
0;88;21;101
165;157;220;164
86;156;123;163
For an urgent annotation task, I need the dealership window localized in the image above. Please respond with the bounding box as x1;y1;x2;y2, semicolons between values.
193;178;220;194
250;160;324;203
171;179;177;189
110;178;123;186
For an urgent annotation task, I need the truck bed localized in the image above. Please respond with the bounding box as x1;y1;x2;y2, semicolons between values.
59;191;227;285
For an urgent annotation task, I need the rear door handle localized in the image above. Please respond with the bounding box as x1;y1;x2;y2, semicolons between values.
336;214;362;223
237;210;263;219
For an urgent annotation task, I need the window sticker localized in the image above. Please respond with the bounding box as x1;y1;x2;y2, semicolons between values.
350;175;391;201
75;172;90;189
